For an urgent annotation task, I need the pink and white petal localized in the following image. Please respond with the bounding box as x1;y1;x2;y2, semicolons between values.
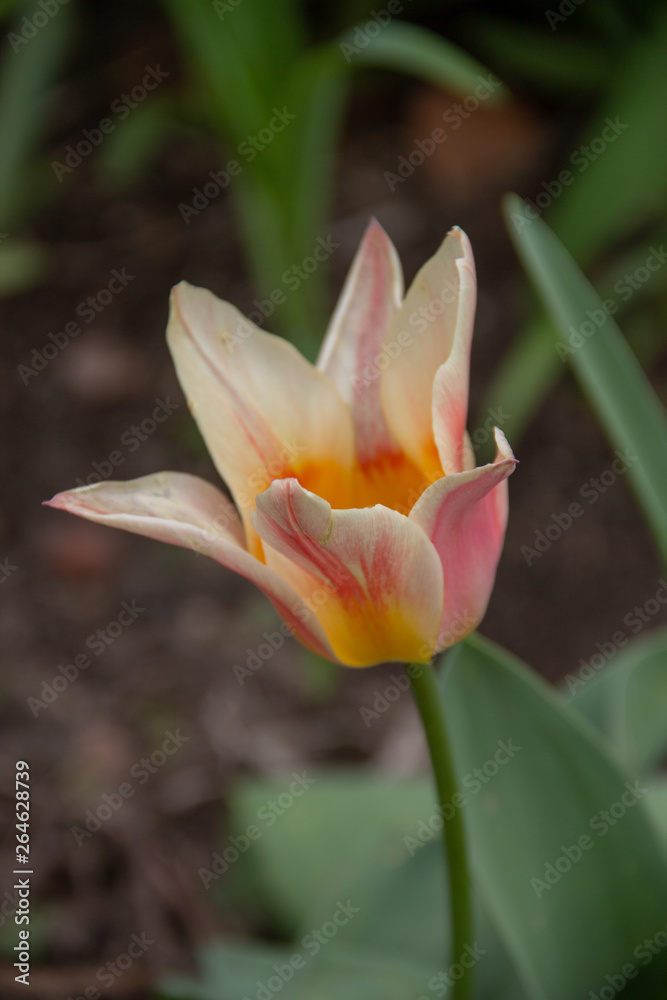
45;472;338;662
167;282;356;544
317;219;403;464
252;478;445;667
409;429;516;649
380;227;476;476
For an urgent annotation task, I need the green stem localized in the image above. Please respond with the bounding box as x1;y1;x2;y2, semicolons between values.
410;660;474;1000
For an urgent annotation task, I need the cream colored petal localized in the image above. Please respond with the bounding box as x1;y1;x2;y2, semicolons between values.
380;227;476;476
167;282;356;548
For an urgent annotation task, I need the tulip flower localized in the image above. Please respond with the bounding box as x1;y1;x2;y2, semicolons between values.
46;221;516;668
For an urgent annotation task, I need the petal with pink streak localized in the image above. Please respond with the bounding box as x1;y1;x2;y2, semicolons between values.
409;429;517;649
380;227;476;476
44;472;338;661
317;219;403;464
252;478;444;667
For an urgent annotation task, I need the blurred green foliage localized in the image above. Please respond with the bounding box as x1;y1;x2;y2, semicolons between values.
162;634;667;1000
157;0;505;354
0;0;506;349
480;5;667;446
0;0;74;292
504;196;667;565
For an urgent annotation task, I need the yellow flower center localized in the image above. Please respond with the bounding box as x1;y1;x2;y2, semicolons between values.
246;441;443;564
292;440;442;515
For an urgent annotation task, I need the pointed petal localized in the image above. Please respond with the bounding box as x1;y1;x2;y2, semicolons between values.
45;473;338;661
167;282;356;548
409;430;516;649
252;479;444;667
380;227;476;476
317;219;403;464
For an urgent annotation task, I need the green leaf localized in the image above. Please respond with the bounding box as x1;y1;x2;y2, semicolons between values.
646;781;667;842
479;222;667;444
231;170;309;345
316;838;528;1000
342;21;507;102
207;0;304;100
504;194;667;566
161;940;435;1000
160;0;278;144
226;768;533;996
566;626;667;774
229;772;432;932
441;633;667;1000
284;46;348;251
161;941;280;1000
190;785;528;1000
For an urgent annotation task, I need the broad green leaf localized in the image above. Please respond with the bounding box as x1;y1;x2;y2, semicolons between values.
161;940;435;1000
229;772;432;932
342;21;507;102
504;194;667;566
315;838;528;1000
566;626;667;774
162;941;282;1000
646;782;667;842
206;780;528;1000
441;633;667;1000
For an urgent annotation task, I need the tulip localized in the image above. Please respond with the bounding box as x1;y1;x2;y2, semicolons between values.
46;221;516;667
